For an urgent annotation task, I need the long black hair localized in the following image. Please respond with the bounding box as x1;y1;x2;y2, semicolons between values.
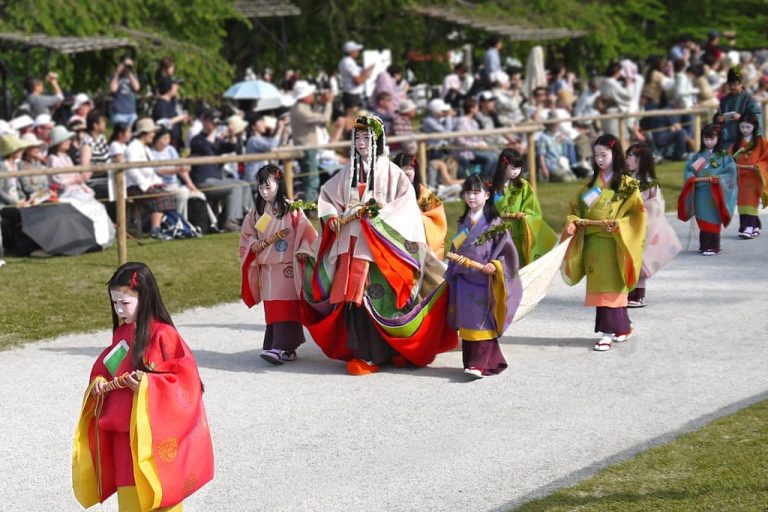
588;133;628;192
255;164;290;218
626;143;656;184
491;148;525;194
732;112;760;151
458;173;498;224
391;152;421;194
109;122;130;144
700;123;722;153
107;262;174;372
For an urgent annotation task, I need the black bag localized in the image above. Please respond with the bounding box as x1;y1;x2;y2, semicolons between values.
186;198;211;235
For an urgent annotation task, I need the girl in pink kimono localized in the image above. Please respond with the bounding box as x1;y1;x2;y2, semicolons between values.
625;144;682;307
240;164;317;364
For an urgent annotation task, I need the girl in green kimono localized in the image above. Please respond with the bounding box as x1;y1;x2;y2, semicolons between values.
491;149;557;266
562;134;646;352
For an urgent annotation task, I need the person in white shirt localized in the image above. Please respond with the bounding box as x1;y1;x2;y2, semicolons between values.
125;118;177;240
338;41;374;110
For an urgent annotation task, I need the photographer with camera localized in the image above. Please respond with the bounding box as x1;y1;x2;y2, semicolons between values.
109;55;140;128
23;72;64;117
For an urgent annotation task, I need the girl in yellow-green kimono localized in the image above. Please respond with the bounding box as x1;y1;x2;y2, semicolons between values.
491;149;557;266
562;134;646;352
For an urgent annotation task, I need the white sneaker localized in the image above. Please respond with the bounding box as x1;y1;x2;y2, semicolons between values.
753;227;761;237
739;227;754;239
701;250;717;256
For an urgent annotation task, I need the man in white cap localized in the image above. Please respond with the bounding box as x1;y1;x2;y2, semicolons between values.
391;99;418;153
9;115;34;136
289;80;334;208
32;114;54;148
421;99;455;150
338;40;374;110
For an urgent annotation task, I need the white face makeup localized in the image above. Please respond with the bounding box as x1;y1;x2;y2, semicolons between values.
355;131;371;160
258;176;278;203
739;122;754;138
505;165;522;180
110;288;139;325
593;145;613;171
464;188;490;212
626;154;639;172
703;136;718;149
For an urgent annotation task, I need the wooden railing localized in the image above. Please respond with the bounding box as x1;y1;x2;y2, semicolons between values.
0;104;752;265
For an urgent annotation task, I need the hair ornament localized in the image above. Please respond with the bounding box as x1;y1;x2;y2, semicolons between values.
607;139;616;148
274;169;282;181
130;271;138;290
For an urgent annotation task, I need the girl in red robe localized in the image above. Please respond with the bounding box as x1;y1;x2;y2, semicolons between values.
73;262;214;511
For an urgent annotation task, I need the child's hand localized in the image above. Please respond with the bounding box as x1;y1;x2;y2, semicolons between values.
124;371;142;392
604;220;618;232
481;263;497;275
327;217;340;232
565;222;577;236
296;253;307;263
91;381;106;396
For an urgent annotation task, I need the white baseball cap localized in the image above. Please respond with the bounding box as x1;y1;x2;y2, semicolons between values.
342;41;364;53
292;80;316;100
72;93;92;110
10;114;34;131
33;114;54;128
428;98;451;113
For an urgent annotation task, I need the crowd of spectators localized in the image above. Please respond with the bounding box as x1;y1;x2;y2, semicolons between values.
1;30;767;258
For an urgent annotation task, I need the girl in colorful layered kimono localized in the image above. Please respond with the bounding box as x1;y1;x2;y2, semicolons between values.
392;152;447;259
240;164;318;364
625;144;682;307
730;113;768;239
73;262;213;511
491;148;557;266
562;134;646;352
302;114;457;375
678;124;738;255
445;174;523;379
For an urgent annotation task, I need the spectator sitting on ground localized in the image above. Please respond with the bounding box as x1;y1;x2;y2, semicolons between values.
455;97;497;179
639;111;689;161
152;76;188;151
421;98;459;167
526;86;551;122
370;91;395;135
491;70;526;125
189;109;253;232
222;115;249;180
23;72;63;117
125;118;177;240
0;133;34;207
80;109;111;199
338;41;374;110
244;114;287;183
476;91;521;151
109;54;140;128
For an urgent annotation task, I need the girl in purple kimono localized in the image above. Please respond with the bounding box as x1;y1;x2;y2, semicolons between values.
445;175;523;379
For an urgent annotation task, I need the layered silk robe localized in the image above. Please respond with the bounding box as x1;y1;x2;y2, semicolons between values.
494;178;557;267
73;321;213;511
562;175;646;307
731;137;768;216
638;183;681;279
678;150;738;232
240;202;318;321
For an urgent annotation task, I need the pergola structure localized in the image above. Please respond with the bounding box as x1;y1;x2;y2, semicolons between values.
0;32;134;54
411;5;586;41
233;0;301;18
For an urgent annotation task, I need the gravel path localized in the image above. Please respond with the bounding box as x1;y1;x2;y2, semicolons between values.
1;213;766;511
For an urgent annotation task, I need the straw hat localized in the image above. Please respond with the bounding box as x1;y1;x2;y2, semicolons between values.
0;133;34;157
49;125;76;148
227;115;248;136
134;117;159;136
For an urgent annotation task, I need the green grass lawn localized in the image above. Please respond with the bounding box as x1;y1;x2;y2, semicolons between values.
513;399;768;511
0;161;686;349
